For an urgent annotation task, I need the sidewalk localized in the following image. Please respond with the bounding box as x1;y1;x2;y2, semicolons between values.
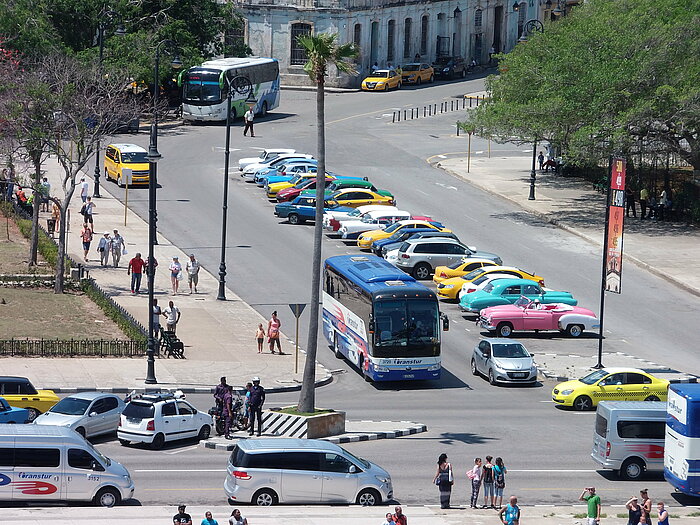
438;155;700;297
1;504;698;525
2;156;328;393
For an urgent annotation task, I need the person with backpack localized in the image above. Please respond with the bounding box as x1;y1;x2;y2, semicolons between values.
467;457;482;509
493;457;507;508
482;455;495;508
434;452;453;509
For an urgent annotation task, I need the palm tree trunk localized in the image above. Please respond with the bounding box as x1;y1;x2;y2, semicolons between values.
298;71;326;413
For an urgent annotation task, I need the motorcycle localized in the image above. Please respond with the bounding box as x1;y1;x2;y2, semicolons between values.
209;395;248;436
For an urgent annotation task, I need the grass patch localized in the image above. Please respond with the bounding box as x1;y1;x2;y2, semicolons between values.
16;216;62;270
686;512;700;517
274;407;335;417
0;207;52;275
81;280;146;342
616;514;628;519
669;514;679;519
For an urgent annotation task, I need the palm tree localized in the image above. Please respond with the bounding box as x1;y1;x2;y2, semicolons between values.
296;32;358;413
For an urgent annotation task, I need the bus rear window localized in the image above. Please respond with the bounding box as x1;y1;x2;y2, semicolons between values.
595;414;608;438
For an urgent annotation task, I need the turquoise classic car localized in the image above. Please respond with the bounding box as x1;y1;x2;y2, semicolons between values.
459;278;577;313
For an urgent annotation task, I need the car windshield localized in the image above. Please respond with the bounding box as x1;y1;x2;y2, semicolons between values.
373;299;439;356
482;282;495;293
85;439;111;467
383;222;404;234
361;214;380;223
294;179;311;189
434;57;452;66
288;174;303;184
579;369;610;385
514;296;530;306
492;343;530;359
346;209;362;217
403;64;420;71
463;268;486;281
447;261;464;270
49;397;91;415
371;71;389;78
122;401;155;419
473;275;492;285
121;152;148;163
341;447;371;469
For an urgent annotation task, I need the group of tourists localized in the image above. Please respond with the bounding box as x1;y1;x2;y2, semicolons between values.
434;454;508;511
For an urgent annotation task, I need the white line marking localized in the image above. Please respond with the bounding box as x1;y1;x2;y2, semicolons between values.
163;445;199;455
416;189;429;196
134;469;226;472
475;150;484;154
437;155;447;159
509;469;597;473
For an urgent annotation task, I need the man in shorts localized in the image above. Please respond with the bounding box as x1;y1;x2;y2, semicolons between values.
185;253;200;294
580;486;601;525
163;300;181;333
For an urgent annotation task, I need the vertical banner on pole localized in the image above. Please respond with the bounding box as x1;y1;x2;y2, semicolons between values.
604;158;626;293
288;303;306;374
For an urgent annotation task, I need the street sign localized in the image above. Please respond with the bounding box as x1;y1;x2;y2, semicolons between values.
123;168;133;226
288;303;306;318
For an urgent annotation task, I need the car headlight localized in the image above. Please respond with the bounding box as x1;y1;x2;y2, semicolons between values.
374;364;389;372
428;363;440;371
408;74;415;79
375;475;390;483
377;82;385;85
441;284;454;289
561;389;574;396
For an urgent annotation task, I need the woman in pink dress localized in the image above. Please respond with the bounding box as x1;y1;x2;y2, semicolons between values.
267;311;282;354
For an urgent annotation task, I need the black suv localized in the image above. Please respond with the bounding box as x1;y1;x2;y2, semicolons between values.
433;56;467;79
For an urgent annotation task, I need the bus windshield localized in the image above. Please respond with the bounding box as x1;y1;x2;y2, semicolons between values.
373;298;439;357
183;70;222;103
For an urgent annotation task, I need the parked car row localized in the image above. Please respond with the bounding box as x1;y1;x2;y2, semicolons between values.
360;57;473;92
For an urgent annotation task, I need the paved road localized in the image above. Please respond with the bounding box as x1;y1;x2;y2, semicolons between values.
91;77;700;507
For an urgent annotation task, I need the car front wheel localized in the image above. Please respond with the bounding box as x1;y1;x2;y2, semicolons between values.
356;488;381;506
470;359;479;376
566;324;584;337
496;322;513;338
573;395;593;411
94;487;121;508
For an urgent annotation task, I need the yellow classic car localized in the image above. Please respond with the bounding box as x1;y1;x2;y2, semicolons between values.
361;69;402;91
0;376;59;421
433;259;499;284
266;172;319;199
552;368;669;411
357;220;449;250
401;63;435;84
329;189;395;210
436;266;545;300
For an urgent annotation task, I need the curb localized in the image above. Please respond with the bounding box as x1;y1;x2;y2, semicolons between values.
48;372;333;395
201;421;427;451
438;163;700;299
281;85;359;93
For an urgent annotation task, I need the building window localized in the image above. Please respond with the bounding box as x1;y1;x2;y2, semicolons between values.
475;9;483;28
290;23;312;65
517;4;526;37
387;19;395;63
353;23;361;49
420;15;429;56
403;18;412;59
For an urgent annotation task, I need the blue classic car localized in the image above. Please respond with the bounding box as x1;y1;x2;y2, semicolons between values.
0;396;29;423
459;278;577;313
274;196;352;225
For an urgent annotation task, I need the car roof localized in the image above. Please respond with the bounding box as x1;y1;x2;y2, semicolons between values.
108;143;147;153
488;278;539;287
406;236;459;244
597;367;647;375
0;376;30;382
237;438;341;453
481;338;527;345
372;69;392;74
62;391;118;401
480;265;530;274
366;209;409;217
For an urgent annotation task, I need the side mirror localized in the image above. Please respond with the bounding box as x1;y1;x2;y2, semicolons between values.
349;465;357;473
91;461;105;472
89;412;97;417
441;313;449;331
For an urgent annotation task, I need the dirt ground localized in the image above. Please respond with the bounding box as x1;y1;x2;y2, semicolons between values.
0;213;52;274
0;287;125;340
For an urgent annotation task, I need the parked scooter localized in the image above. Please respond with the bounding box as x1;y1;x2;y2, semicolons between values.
209;395;248;435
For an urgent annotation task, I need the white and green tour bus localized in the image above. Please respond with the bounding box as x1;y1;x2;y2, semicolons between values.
179;57;280;122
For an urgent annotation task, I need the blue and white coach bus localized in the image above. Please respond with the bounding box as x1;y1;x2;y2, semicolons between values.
322;255;449;382
665;383;700;497
179;57;280;122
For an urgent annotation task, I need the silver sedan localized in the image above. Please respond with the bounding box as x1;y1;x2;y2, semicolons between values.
470;338;538;385
34;392;125;438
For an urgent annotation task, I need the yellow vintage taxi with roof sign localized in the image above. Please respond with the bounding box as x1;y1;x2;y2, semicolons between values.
104;143;150;187
551;368;669;411
361;69;402;91
357;220;449;250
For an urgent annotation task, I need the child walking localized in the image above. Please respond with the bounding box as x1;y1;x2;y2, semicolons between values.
255;324;265;354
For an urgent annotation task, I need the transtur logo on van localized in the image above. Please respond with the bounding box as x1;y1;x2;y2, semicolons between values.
18;473;53;479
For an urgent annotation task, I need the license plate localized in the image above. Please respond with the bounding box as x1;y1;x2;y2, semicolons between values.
513;373;526;378
403;374;415;379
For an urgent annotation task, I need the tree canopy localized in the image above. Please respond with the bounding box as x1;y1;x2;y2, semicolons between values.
463;0;700;171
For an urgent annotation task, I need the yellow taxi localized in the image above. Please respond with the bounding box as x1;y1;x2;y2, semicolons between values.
357;220;449;250
104;143;150;187
329;189;395;210
0;376;59;421
401;63;435;85
433;259;498;284
552;368;669;411
266;172;318;199
361;69;402;91
436;266;544;300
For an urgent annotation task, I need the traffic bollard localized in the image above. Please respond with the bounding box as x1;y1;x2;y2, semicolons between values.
392;112;396;123
470;97;473;108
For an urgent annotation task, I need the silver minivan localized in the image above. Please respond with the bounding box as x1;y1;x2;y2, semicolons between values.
0;424;134;506
224;438;392;506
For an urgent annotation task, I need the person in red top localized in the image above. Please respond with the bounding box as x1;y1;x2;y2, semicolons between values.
127;252;146;294
393;506;407;525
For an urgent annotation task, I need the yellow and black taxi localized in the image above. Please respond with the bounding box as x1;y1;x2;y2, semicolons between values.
104;143;150;187
361;69;402;91
552;368;670;411
0;376;59;421
401;63;434;84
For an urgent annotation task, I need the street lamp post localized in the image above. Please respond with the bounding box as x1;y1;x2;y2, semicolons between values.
217;76;256;301
145;40;182;384
93;10;125;198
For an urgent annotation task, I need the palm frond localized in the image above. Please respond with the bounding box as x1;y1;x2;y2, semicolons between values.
297;32;359;82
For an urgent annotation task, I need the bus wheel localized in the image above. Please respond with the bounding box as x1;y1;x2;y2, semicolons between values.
333;334;343;359
260;101;268;117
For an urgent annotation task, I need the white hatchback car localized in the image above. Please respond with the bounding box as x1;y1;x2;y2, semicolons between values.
117;392;212;450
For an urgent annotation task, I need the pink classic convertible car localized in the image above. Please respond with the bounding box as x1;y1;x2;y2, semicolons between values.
477;298;600;338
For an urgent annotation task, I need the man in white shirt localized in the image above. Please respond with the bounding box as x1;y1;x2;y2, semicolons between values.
243;107;255;137
80;177;89;203
185;253;201;294
163;300;181;333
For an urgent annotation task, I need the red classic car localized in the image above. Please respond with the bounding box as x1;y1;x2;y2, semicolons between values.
477;298;600;338
276;177;334;202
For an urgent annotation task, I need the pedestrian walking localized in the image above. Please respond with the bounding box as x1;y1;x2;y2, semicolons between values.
110;229;125;267
640;489;652;520
80;223;93;262
626;496;643;525
467;457;482;508
482;455;495;508
201;510;219;525
51;203;61;236
493;457;507;508
579;486;601;525
40;177;51;212
152;298;162;338
434;453;453;509
382;512;395;525
127;252;145;294
499;495;520;525
164;300;181;333
248;376;265;437
97;231;111;266
392;506;407;525
79;177;89;203
223;384;233;439
255;323;265;353
173;505;193;525
657;502;669;525
625;188;637;218
537;151;545;171
267;311;283;354
170;256;182;295
243;107;255;137
186;253;200;294
82;196;95;227
639;187;649;220
228;509;248;525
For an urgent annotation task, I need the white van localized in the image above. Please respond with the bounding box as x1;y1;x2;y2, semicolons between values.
0;424;134;506
224;438;393;506
591;401;666;480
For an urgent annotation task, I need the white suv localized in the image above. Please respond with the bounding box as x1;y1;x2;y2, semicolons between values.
117;391;212;450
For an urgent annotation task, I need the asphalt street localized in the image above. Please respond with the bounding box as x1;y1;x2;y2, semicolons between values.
88;76;700;508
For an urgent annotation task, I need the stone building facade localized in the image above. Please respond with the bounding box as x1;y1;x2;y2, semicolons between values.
230;0;545;87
